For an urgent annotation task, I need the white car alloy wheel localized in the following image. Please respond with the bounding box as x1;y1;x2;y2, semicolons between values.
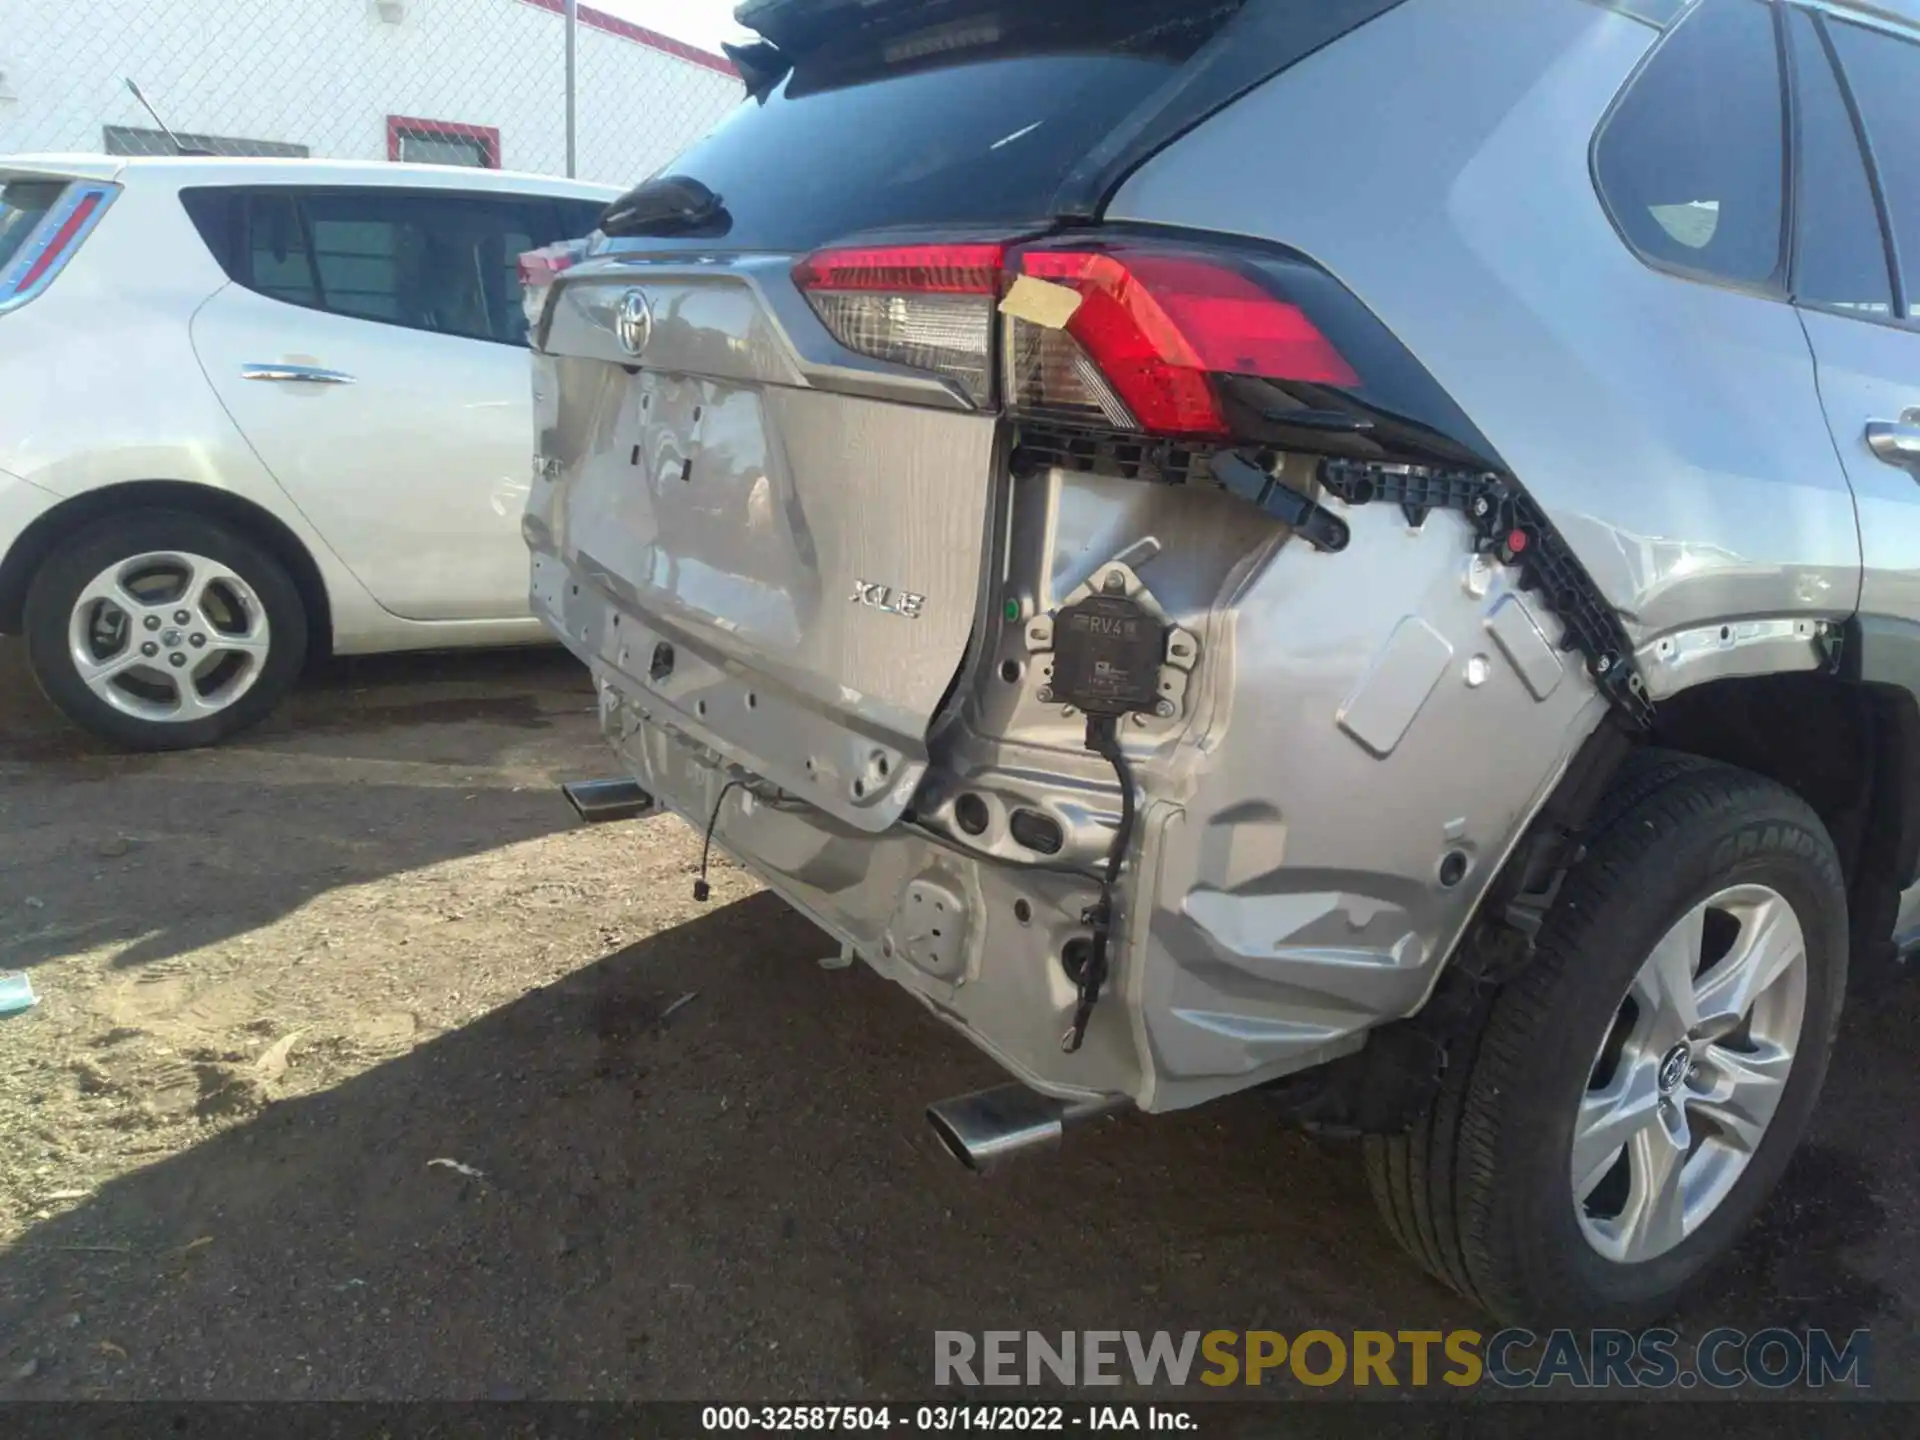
1571;882;1807;1265
66;550;273;724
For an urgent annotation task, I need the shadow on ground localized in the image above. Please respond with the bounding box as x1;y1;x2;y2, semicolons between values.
0;642;599;970
3;639;1916;1401
0;895;1448;1399
0;640;592;761
1;889;1913;1401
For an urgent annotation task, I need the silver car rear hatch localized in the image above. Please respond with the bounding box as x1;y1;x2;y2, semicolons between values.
536;258;996;831
528;0;1408;832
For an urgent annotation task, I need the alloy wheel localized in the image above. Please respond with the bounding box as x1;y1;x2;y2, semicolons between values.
1571;883;1807;1264
66;550;272;724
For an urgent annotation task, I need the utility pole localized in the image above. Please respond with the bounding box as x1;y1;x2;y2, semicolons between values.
564;0;578;177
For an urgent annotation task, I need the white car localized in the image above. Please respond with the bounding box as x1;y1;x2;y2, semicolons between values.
0;155;614;749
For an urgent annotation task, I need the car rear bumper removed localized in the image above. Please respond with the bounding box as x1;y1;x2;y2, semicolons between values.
532;469;1612;1115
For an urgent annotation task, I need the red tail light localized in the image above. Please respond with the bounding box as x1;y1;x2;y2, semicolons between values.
1010;244;1358;439
786;236;1359;438
793;243;1006;404
792;243;1005;295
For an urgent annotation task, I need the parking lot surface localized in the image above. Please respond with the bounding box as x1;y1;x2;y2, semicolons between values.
1;640;1915;1400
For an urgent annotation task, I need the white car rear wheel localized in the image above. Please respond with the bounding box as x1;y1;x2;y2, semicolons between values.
24;509;308;750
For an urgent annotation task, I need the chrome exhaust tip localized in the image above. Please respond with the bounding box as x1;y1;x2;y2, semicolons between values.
561;778;656;824
925;1083;1128;1172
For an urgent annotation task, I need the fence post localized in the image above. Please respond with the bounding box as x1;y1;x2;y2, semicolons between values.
564;0;578;177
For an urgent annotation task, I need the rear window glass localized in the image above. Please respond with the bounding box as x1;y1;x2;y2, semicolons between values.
0;180;64;274
557;199;604;238
1594;0;1787;288
182;185;599;345
618;2;1243;253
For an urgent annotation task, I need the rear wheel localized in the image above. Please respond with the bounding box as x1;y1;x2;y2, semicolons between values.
1365;750;1847;1325
23;509;308;751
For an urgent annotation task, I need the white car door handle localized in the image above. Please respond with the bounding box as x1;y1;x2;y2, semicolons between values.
241;363;356;385
1867;420;1920;470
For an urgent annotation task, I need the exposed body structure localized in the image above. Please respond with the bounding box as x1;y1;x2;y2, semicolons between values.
529;0;1920;1322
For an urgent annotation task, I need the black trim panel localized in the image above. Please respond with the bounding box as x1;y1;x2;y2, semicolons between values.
1840;617;1920;891
1319;459;1655;727
1842;614;1920;695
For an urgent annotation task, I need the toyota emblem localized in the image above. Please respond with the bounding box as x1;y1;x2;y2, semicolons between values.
614;288;653;358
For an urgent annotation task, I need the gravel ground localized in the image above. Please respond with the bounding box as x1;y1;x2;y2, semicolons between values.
0;637;1915;1401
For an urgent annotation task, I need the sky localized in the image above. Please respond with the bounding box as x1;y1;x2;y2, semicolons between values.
594;0;753;56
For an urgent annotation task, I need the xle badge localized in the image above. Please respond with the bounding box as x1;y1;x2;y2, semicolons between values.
851;580;925;620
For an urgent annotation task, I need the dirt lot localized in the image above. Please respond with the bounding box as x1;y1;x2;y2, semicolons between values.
1;637;1916;1401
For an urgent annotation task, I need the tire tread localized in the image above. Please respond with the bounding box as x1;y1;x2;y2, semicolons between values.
1366;748;1847;1324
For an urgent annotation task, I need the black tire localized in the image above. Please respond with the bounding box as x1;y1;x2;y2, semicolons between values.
1366;749;1848;1325
23;508;308;751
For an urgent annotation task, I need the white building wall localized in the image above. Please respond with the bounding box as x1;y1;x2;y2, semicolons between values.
0;0;742;186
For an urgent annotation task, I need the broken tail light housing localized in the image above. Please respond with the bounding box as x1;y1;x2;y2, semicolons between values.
1006;242;1359;440
792;243;1005;405
789;236;1361;440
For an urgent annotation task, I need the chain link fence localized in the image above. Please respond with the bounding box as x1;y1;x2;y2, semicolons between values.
0;0;743;188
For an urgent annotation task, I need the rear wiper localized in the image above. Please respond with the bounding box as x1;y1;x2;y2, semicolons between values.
599;174;730;238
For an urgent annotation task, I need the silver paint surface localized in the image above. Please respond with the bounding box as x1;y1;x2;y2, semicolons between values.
1109;0;1861;648
526;0;1912;1111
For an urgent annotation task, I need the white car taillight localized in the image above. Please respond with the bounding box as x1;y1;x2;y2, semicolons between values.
518;236;592;335
0;182;118;313
791;243;1005;405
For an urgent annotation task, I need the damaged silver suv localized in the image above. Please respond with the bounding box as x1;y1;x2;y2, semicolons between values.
523;0;1920;1323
